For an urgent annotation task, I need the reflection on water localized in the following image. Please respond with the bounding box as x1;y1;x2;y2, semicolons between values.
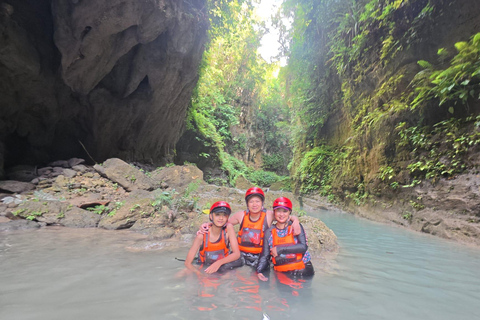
1;211;480;320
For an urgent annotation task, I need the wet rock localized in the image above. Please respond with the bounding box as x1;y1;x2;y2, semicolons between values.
150;164;204;192
147;227;176;240
0;180;35;193
61;206;101;228
94;158;157;192
299;215;339;257
0;219;40;231
98;189;156;230
130;215;169;231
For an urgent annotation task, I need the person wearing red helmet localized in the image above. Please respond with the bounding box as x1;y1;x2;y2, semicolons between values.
185;201;242;274
199;187;301;267
225;187;301;267
256;197;314;281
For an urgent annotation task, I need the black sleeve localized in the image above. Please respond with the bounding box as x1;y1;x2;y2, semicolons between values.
256;227;273;273
276;224;308;255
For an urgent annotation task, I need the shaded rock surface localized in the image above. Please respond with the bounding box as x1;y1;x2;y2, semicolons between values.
0;0;208;178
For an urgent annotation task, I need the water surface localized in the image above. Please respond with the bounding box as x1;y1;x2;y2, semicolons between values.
1;210;480;320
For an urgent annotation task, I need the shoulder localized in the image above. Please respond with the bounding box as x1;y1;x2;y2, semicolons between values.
195;232;205;242
225;224;235;233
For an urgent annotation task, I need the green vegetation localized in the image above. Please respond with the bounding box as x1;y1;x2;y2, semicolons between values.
272;0;480;204
177;0;479;211
186;0;291;186
26;211;43;221
87;205;107;215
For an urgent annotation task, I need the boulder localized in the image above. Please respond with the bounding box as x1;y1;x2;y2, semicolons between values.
299;215;339;256
150;164;205;191
94;158;157;191
235;175;252;190
61;206;101;228
0;180;35;193
0;219;40;231
98;189;156;230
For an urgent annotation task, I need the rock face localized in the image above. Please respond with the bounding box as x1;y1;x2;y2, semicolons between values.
0;0;208;177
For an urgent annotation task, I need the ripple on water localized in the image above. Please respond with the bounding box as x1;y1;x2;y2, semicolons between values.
1;213;480;320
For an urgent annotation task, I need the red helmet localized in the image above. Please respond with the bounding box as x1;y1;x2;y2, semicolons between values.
273;197;292;211
245;187;265;202
210;201;232;215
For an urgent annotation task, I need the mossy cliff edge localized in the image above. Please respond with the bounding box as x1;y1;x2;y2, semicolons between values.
286;0;480;245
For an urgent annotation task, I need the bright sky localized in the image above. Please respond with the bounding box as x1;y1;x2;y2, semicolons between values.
254;0;287;65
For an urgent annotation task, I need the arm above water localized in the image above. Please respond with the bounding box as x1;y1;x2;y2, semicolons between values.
256;227;273;281
184;233;204;274
290;215;301;236
228;210;244;226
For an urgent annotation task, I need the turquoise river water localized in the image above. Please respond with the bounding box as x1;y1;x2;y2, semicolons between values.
1;209;480;320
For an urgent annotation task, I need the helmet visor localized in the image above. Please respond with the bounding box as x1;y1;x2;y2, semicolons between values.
211;206;231;215
273;205;291;211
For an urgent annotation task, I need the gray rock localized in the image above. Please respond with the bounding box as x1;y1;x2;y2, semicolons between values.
68;158;85;167
61;206;101;228
49;160;69;168
235;175;252;190
37;167;53;176
0;220;40;231
98;189;156;230
150;165;205;192
72;165;88;173
0;180;35;193
62;168;77;178
94;158;157;192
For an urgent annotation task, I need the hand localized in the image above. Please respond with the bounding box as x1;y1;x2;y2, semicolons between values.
257;273;268;281
270;246;278;257
204;261;222;274
196;222;211;236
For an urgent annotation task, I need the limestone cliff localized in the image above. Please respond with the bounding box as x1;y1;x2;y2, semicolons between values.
0;0;208;178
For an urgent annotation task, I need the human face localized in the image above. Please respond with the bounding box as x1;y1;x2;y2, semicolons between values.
210;212;228;227
274;207;290;224
247;196;263;214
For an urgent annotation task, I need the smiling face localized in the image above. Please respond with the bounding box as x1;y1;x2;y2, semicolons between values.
210;212;229;228
274;207;291;224
246;195;263;214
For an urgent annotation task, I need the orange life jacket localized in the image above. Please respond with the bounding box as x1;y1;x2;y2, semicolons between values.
237;210;267;254
199;228;229;265
272;226;305;272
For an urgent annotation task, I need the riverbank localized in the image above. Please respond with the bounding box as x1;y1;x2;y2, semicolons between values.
335;170;480;247
0;158;338;263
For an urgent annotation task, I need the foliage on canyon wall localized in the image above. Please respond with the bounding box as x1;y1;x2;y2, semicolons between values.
282;0;480;201
184;0;292;186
